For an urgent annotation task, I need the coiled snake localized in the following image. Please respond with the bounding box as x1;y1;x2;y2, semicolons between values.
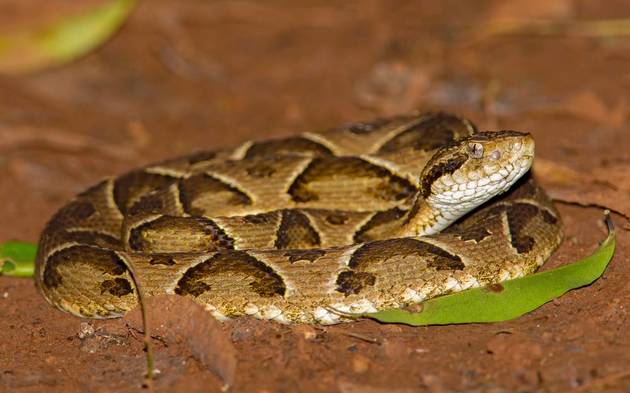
34;113;563;324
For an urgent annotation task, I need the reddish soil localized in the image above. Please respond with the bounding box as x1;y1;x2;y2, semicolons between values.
1;1;629;392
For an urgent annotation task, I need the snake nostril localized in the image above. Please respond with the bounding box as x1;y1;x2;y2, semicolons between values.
490;150;501;160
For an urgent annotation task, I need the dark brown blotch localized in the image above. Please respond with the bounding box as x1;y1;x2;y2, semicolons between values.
288;157;415;203
421;153;468;198
335;271;376;296
325;213;349;225
541;209;558;224
128;215;234;252
100;278;133;297
43;246;128;289
287;185;319;203
178;173;252;215
187;150;217;165
47;201;96;230
177;280;209;297
283;249;325;263
42;261;63;288
371;180;415;202
427;254;465;270
242;211;277;225
68;202;96;220
246;164;276;178
354;207;406;243
286;159;320;203
56;231;123;250
149;255;177;266
175;251;286;298
506;203;540;253
377;113;475;154
113;170;179;214
245;137;333;159
349;238;410;268
274;210;320;249
485;204;508;217
513;236;535;254
443;225;491;242
128;191;165;216
349;238;463;271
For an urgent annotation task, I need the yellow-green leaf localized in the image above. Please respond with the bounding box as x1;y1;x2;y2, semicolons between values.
0;0;136;74
0;241;37;278
359;215;616;326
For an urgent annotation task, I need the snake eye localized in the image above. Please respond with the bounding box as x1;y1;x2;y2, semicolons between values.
467;143;484;158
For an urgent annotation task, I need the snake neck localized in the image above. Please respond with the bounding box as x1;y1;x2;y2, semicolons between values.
394;195;469;237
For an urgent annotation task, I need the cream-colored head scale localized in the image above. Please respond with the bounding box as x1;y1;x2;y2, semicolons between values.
416;131;535;235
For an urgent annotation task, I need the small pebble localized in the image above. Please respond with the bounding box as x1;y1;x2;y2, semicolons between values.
78;322;95;339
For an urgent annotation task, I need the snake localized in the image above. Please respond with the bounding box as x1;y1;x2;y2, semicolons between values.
34;112;563;324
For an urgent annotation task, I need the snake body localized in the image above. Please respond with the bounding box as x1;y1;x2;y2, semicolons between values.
34;113;562;324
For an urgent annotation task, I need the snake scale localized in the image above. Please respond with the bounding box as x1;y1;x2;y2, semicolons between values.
34;112;563;324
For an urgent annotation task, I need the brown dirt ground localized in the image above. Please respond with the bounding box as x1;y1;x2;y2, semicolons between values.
1;1;630;392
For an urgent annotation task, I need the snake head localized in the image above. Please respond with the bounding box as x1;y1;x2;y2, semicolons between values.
420;130;534;219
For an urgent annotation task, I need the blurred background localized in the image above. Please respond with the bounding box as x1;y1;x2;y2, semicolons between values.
0;1;629;392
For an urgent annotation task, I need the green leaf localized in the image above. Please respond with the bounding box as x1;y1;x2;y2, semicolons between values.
0;0;136;74
358;215;616;326
0;241;37;278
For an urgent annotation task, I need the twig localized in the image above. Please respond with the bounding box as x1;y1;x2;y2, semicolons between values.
323;305;362;320
552;198;630;228
341;331;381;345
122;260;155;391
